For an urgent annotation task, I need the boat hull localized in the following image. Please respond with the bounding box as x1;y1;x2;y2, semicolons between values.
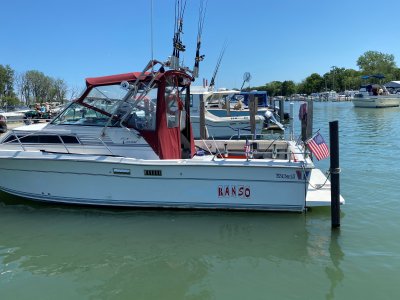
352;96;400;108
0;151;311;212
207;108;268;118
190;115;264;139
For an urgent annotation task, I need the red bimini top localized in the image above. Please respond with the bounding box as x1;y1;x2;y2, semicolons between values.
79;70;195;160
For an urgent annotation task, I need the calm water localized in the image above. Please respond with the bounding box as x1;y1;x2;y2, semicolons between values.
1;102;400;299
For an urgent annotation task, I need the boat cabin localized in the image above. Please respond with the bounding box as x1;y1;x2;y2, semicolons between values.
2;70;196;160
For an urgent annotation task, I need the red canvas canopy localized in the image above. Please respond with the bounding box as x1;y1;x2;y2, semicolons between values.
78;70;195;160
85;72;154;87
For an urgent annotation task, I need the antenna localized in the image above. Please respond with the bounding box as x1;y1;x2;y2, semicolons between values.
193;0;208;78
208;42;227;90
240;72;252;90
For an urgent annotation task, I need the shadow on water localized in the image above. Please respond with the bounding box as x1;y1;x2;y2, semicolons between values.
0;192;345;299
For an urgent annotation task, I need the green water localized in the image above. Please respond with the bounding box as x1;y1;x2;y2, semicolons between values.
1;102;400;299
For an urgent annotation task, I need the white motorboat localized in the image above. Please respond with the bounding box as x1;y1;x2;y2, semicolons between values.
1;110;27;122
352;76;400;108
0;62;342;211
352;89;400;108
189;86;266;138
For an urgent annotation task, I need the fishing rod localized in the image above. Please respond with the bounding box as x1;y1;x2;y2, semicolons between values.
208;41;227;90
193;0;207;78
171;0;187;69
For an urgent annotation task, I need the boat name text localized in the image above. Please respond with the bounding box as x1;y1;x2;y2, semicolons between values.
218;185;251;198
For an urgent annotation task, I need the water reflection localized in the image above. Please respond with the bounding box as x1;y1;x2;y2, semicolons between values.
0;197;318;299
325;230;344;300
352;106;400;138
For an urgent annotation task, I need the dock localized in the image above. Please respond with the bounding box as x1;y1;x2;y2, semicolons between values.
306;168;345;207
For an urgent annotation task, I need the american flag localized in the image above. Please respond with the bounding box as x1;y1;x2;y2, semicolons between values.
244;138;251;157
306;132;330;161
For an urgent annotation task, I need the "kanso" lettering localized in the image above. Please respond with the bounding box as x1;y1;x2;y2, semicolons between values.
218;185;251;198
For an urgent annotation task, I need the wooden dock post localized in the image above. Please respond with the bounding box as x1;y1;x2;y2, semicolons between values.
300;100;313;143
306;100;313;140
330;120;341;228
225;97;231;117
249;93;256;138
199;95;207;139
289;102;294;140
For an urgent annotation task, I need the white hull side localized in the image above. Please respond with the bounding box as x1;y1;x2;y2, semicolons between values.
190;115;264;139
0;151;311;212
352;96;400;108
206;108;268;118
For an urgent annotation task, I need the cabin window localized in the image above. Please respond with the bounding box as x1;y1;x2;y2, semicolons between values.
121;84;158;131
52;102;119;127
3;134;79;144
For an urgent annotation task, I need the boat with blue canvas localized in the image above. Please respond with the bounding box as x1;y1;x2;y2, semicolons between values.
353;74;400;108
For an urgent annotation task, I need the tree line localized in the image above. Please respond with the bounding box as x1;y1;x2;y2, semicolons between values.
250;51;400;97
0;66;70;109
2;50;400;107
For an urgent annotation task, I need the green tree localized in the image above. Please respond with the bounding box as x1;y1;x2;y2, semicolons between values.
281;80;296;96
356;51;397;77
298;73;324;94
392;68;400;80
342;69;361;90
0;65;14;95
52;79;68;103
19;70;52;105
265;81;283;97
0;64;20;107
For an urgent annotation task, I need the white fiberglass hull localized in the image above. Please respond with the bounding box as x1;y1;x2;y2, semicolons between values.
190;115;264;139
352;96;400;108
0;150;311;212
206;108;268;118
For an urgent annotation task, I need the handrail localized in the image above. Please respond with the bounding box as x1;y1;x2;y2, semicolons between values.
1;130;116;156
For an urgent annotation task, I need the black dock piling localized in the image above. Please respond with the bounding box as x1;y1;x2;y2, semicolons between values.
330;120;341;228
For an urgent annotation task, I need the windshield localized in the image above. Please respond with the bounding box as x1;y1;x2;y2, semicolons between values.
52;83;158;130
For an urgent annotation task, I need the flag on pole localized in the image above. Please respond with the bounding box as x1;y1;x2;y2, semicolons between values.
306;132;330;161
244;138;251;157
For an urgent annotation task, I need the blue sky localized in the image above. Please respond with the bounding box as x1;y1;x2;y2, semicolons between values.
1;0;399;92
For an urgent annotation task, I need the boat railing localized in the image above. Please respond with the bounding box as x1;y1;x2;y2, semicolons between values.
207;147;307;162
196;138;308;162
3;130;116;156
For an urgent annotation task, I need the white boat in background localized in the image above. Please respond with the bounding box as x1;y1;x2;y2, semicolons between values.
189;86;266;138
1;110;27;122
353;75;400;108
319;91;338;101
352;84;400;108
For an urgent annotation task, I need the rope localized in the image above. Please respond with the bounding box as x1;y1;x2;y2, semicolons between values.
301;162;332;190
